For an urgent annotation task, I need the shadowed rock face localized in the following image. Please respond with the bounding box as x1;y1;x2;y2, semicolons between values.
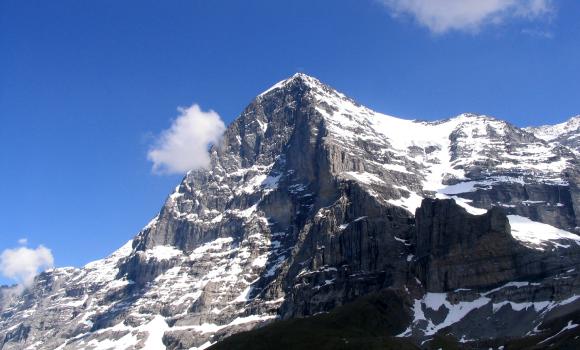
414;198;580;293
414;198;518;292
2;74;580;349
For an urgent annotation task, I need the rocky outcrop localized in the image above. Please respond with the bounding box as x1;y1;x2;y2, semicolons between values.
413;198;518;291
413;198;580;292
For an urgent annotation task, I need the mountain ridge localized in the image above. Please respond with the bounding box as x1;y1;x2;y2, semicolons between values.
2;74;580;350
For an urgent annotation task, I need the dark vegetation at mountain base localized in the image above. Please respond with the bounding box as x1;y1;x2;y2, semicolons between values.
208;289;419;350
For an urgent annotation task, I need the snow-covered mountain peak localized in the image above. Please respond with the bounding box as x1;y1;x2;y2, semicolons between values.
258;72;323;98
524;115;580;156
526;114;580;141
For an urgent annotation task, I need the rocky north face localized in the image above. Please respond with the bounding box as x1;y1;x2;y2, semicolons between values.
2;73;580;349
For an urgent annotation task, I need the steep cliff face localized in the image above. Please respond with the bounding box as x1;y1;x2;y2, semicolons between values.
2;74;580;349
414;199;518;291
413;198;580;295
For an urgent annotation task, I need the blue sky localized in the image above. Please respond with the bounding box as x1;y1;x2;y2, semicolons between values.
1;0;579;285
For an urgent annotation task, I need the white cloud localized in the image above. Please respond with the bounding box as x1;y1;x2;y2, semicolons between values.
380;0;553;34
148;104;226;174
0;244;54;287
17;238;27;245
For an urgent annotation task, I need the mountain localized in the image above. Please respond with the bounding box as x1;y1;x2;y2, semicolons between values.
2;73;580;349
525;115;580;154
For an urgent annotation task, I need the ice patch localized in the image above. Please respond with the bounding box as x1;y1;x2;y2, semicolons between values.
508;215;580;249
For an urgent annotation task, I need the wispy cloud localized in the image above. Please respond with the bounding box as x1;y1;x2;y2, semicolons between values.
148;104;226;175
521;28;554;38
380;0;553;34
0;241;54;288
